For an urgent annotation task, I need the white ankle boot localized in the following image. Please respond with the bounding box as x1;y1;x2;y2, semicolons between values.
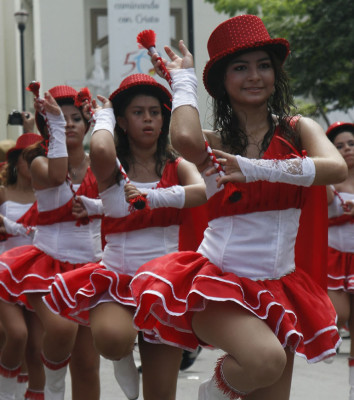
198;377;230;400
15;373;28;400
113;353;139;400
198;355;248;400
43;364;68;400
0;375;17;400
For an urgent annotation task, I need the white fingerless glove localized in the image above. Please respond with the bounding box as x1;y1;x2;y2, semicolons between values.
170;68;199;113
46;111;67;159
92;108;115;137
79;196;104;216
3;216;36;238
146;185;185;209
235;155;316;187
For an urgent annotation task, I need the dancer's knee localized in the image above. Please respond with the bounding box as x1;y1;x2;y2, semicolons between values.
246;345;287;386
93;326;134;360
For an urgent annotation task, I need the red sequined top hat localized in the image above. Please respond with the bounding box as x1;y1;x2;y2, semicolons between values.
203;14;290;98
326;121;354;142
109;74;172;114
6;133;42;160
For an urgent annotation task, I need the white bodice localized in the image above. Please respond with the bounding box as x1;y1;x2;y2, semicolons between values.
197;172;301;280
0;201;33;252
328;191;354;252
33;182;102;263
100;181;179;276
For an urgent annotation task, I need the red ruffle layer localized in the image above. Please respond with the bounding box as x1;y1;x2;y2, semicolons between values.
0;245;85;309
43;263;136;325
328;246;354;292
131;251;340;363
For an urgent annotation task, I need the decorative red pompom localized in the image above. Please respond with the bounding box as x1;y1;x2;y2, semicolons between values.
75;87;91;107
128;195;148;212
26;81;40;98
137;29;156;50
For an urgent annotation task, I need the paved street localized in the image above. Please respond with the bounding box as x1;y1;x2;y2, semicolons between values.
64;335;350;399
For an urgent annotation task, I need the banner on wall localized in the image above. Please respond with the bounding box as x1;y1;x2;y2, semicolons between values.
107;0;170;92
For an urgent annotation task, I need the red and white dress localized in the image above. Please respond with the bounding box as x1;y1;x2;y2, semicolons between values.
327;189;354;292
44;158;198;326
0;168;102;309
131;128;340;363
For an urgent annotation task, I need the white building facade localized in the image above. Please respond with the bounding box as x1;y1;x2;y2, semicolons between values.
1;0;351;141
0;0;229;141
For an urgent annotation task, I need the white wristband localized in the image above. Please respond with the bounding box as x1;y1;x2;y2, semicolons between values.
46;111;67;159
236;155;316;187
146;185;185;209
79;196;104;216
92;108;115;137
170;68;199;113
3;216;35;238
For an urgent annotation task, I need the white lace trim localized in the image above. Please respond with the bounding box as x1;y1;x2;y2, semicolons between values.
236;156;315;187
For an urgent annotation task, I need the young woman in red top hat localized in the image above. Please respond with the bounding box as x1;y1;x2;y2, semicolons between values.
0;85;102;400
43;73;207;400
326;122;354;399
0;133;43;400
130;14;347;399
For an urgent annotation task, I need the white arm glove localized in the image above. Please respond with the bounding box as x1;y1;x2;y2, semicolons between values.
235;155;316;187
170;68;199;113
3;216;36;238
46;111;67;159
146;185;186;209
79;196;104;216
92;108;115;137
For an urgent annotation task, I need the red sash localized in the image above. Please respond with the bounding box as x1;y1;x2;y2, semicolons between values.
101;159;182;237
101;158;209;251
36;167;99;226
0;201;39;241
328;214;354;227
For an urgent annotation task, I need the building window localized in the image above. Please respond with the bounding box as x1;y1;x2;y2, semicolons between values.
91;9;108;54
170;8;183;49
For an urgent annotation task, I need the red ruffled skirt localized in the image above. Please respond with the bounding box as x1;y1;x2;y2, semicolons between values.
131;251;340;363
43;263;136;326
328;246;354;292
0;245;85;310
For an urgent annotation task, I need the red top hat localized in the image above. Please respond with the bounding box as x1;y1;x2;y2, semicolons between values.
6;133;42;160
326;121;354;142
203;14;290;98
109;74;172;114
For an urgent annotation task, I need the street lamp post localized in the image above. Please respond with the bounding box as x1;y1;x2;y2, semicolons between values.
14;9;29;112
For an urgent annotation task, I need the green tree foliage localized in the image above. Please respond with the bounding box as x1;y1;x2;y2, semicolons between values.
205;0;354;121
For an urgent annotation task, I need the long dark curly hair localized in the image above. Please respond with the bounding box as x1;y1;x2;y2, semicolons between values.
209;48;299;156
113;88;178;181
